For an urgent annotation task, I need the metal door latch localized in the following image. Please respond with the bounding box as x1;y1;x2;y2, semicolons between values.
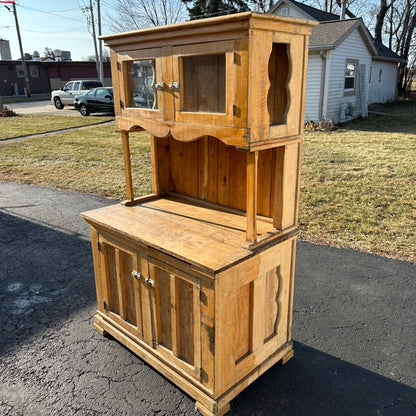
169;82;180;92
145;277;155;287
131;270;141;280
154;81;166;91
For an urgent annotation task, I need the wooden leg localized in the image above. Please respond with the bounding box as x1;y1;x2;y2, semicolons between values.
195;402;231;416
279;348;294;365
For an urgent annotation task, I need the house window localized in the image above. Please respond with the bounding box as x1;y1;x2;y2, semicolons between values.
344;59;358;95
29;65;39;78
378;68;383;83
16;65;24;78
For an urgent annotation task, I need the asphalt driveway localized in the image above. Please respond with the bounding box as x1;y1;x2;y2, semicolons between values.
1;180;415;415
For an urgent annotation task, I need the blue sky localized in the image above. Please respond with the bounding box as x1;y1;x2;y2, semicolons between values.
0;0;114;61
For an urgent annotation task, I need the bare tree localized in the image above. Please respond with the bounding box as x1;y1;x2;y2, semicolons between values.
106;0;187;32
43;47;55;60
374;0;396;41
248;0;274;12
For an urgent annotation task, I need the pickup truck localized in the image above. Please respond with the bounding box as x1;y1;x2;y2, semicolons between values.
51;80;103;109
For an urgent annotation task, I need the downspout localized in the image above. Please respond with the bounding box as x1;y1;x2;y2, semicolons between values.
319;50;327;121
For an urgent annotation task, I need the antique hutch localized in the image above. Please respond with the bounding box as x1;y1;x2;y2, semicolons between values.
81;12;316;416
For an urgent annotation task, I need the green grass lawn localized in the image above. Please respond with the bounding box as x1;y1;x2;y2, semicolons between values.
0;114;114;141
0;101;415;262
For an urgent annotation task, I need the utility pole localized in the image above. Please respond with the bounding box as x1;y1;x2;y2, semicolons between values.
97;0;104;85
4;1;31;96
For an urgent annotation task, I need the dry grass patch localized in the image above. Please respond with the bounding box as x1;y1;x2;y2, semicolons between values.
301;101;416;262
0;114;114;141
0;124;151;199
1;103;415;262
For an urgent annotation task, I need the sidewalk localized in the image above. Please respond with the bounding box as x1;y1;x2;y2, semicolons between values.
1;181;415;415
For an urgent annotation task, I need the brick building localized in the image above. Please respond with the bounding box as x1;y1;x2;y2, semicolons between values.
0;60;112;97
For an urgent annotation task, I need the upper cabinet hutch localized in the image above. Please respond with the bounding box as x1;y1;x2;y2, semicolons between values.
82;12;317;416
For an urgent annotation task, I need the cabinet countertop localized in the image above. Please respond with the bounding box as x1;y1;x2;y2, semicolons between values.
81;195;277;273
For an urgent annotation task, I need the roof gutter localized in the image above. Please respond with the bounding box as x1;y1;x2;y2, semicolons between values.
309;45;335;51
319;49;327;120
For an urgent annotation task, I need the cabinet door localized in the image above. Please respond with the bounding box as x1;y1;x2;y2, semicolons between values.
149;257;202;381
97;234;202;382
98;235;144;340
118;48;173;122
171;41;235;127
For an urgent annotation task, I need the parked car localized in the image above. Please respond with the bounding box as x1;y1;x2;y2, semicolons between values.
74;87;114;116
51;80;102;109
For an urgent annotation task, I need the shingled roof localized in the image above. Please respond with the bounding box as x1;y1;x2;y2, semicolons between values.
372;38;402;61
269;0;339;21
270;0;402;61
309;18;377;55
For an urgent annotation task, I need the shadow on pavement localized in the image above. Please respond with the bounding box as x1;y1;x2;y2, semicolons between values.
231;341;416;415
1;186;415;415
0;209;96;354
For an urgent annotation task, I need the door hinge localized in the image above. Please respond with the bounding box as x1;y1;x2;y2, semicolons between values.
233;104;241;117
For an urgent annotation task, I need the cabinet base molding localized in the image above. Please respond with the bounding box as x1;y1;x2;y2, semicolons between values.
93;313;294;416
195;402;230;416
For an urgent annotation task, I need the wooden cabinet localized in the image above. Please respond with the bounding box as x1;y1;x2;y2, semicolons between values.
105;12;317;149
82;11;316;416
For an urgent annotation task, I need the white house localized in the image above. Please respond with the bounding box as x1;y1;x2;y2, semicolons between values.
369;38;402;104
270;0;402;123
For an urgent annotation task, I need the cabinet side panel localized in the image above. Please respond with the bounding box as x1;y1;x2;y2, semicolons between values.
233;283;251;362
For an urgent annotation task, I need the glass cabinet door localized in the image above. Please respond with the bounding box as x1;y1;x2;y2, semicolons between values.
120;51;169;119
128;59;158;109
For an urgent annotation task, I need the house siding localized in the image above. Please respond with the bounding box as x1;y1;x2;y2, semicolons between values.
304;52;323;121
368;60;398;103
273;3;308;19
324;30;372;122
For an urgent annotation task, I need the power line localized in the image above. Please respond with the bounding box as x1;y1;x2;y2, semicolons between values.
17;4;86;24
21;26;87;33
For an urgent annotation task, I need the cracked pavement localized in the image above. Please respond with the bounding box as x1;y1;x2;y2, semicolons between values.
1;180;415;415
